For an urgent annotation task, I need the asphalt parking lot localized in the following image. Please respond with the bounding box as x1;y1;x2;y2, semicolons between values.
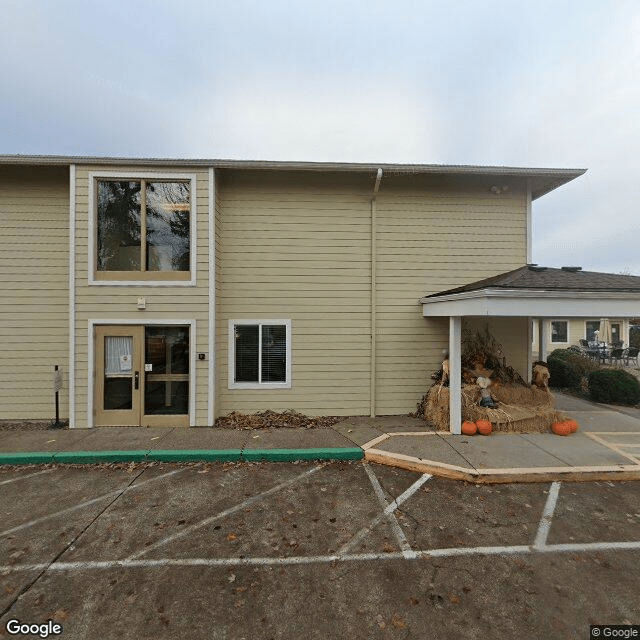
1;461;639;640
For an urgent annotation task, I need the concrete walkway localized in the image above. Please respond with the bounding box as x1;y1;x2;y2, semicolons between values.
356;393;640;483
1;393;640;482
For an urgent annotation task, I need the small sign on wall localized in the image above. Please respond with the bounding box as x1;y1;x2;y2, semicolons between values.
145;363;153;372
53;368;63;392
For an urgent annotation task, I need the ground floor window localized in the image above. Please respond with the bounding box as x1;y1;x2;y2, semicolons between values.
228;319;291;389
551;320;568;343
586;320;600;342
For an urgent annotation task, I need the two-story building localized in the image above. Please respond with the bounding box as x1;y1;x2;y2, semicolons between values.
0;156;589;430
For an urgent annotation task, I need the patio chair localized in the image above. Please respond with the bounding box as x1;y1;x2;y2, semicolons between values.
604;347;625;367
612;340;624;349
579;339;590;348
624;347;639;367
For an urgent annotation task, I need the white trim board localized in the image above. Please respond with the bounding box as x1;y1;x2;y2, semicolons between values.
208;167;215;425
87;171;198;287
87;319;197;428
422;290;640;318
69;165;76;428
227;319;292;390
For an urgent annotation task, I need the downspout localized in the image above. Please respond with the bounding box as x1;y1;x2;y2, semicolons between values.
370;168;383;418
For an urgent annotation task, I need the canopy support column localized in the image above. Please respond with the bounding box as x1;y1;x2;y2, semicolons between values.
538;319;548;362
449;316;462;435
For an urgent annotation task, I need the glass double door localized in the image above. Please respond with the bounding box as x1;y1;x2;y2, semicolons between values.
95;325;189;427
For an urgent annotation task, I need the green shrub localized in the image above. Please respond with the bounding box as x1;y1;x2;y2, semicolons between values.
588;369;640;405
547;356;581;390
549;348;598;374
547;349;598;391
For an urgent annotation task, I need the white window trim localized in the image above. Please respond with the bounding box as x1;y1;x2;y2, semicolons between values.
550;319;569;343
88;171;198;286
87;318;196;428
228;319;292;390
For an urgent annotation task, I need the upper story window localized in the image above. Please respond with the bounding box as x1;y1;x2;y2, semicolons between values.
90;173;196;284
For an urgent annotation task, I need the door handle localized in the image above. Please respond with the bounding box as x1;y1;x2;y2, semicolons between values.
134;371;139;390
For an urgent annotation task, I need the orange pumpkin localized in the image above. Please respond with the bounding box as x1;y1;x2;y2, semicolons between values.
564;419;579;433
461;421;477;435
551;421;572;436
476;419;493;436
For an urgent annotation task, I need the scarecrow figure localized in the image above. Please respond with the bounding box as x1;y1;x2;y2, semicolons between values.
531;361;550;391
476;375;497;408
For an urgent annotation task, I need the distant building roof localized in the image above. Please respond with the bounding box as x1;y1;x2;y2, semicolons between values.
422;266;640;299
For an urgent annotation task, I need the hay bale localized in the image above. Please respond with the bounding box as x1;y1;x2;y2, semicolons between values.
425;383;565;433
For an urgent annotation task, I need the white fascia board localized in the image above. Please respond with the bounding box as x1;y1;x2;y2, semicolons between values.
421;289;640;318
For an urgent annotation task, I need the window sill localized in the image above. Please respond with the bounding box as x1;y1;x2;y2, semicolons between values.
229;382;291;390
89;273;195;287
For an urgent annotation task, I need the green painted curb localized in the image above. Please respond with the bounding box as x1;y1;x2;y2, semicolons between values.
0;447;363;465
0;452;56;465
53;450;148;463
242;447;363;462
147;449;242;462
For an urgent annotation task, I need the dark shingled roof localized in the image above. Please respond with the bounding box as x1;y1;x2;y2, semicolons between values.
424;266;640;298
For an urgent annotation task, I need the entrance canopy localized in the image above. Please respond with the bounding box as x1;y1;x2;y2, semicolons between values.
419;266;640;434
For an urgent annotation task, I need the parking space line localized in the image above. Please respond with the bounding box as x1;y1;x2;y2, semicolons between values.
586;433;640;465
338;472;431;555
533;481;561;549
538;541;640;553
0;469;53;486
4;539;640;575
363;464;416;559
125;464;326;562
0;468;186;538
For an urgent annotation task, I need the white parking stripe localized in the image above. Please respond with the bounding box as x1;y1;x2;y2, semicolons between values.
0;469;54;486
338;473;431;555
0;468;185;538
533;482;561;549
3;539;640;575
363;464;416;559
126;464;325;561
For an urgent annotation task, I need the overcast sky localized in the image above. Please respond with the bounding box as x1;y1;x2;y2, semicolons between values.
1;0;639;274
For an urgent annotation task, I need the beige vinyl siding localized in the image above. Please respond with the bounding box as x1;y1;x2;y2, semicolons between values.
0;165;69;419
375;174;528;414
216;170;372;417
74;166;211;427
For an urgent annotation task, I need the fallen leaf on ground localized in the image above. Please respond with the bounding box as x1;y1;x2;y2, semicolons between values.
391;614;407;629
227;532;237;541
51;609;69;622
448;594;460;604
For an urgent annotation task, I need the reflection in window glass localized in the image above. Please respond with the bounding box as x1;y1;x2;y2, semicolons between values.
97;181;141;271
586;321;601;342
96;179;190;274
235;325;259;383
551;321;568;343
262;325;286;382
144;326;189;415
146;182;190;271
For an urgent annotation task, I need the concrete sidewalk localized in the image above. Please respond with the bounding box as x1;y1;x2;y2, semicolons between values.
358;393;640;483
1;393;640;482
0;426;363;464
